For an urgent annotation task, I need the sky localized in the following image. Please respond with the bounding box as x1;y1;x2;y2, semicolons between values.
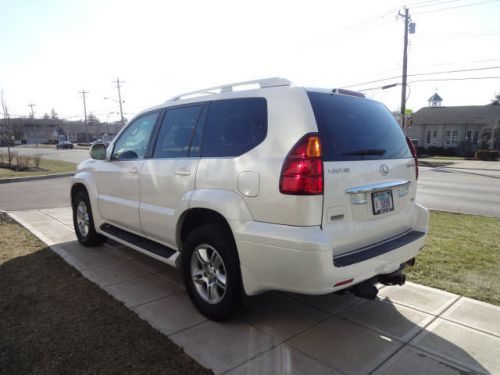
0;0;499;122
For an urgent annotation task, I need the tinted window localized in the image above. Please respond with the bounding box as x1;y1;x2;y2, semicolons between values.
153;105;202;158
202;98;267;157
307;92;411;161
113;112;159;160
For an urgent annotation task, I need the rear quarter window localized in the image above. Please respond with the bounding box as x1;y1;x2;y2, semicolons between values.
202;98;267;157
307;92;411;161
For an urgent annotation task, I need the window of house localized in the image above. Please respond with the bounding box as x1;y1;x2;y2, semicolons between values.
202;98;267;157
444;131;451;145
153;105;202;158
426;130;431;144
432;130;438;145
473;130;479;145
466;130;472;144
452;130;459;145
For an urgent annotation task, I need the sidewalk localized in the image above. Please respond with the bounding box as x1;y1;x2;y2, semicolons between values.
9;207;500;375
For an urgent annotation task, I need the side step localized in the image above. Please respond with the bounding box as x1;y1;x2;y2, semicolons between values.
100;223;176;260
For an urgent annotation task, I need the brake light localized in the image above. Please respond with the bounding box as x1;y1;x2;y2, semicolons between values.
405;136;419;180
280;133;323;195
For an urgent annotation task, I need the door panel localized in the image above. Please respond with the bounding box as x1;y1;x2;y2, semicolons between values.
96;160;144;232
139;105;204;247
95;111;159;232
140;159;199;247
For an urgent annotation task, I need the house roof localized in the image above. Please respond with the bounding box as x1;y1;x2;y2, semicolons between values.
428;92;443;102
413;104;500;124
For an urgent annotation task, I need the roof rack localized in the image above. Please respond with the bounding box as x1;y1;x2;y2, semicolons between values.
168;77;292;102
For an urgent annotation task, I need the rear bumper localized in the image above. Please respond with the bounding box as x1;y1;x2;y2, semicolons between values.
234;203;429;296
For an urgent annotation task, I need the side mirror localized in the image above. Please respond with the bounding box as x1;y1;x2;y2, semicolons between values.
90;143;107;160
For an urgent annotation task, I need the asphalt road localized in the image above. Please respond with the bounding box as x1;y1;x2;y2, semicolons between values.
0;146;90;164
0;177;72;211
417;167;500;218
1;164;499;218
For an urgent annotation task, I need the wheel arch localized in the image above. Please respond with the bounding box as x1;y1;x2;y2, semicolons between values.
177;208;237;254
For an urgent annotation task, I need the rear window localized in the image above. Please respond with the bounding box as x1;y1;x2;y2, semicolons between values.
307;91;411;161
202;98;267;157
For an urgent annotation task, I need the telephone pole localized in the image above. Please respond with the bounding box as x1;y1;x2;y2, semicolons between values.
113;78;125;126
398;7;415;129
28;103;37;147
79;90;89;144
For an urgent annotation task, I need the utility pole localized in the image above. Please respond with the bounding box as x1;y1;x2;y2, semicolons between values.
79;90;89;144
1;91;12;164
113;78;125;127
398;7;415;129
28;103;37;147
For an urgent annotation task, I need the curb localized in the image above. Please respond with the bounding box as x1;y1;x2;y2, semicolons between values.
0;172;74;184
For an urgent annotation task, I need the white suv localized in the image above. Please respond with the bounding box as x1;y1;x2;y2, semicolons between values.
71;78;429;320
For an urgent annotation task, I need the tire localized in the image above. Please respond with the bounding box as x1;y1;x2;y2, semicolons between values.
182;223;242;321
72;190;106;246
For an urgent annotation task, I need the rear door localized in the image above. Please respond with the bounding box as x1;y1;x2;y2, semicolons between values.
307;91;417;255
139;104;205;248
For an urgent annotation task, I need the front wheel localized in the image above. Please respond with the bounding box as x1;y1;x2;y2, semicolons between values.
182;223;242;321
72;190;106;246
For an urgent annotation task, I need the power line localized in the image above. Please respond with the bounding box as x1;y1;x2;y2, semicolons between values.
413;0;500;14
409;75;500;83
343;66;500;88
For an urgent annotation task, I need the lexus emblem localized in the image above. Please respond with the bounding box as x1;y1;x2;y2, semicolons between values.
380;164;389;176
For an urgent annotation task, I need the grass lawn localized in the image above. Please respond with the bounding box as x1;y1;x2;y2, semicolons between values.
407;211;500;306
0;159;76;179
0;213;211;374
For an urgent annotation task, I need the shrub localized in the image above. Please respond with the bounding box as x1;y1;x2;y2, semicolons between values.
33;154;42;168
475;150;499;161
17;155;32;168
416;146;426;156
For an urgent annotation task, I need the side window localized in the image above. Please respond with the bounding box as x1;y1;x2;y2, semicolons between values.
113;112;159;160
202;98;267;157
153;105;202;158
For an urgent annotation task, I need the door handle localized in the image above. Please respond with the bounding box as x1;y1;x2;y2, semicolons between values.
129;167;139;175
175;170;191;176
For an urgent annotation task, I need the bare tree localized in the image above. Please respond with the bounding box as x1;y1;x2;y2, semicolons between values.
1;90;14;167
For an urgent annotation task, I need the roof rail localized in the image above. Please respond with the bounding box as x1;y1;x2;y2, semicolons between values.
168;77;292;102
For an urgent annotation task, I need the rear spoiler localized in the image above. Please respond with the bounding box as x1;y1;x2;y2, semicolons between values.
332;88;365;98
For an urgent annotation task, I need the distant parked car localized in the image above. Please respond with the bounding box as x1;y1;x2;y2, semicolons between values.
56;141;74;150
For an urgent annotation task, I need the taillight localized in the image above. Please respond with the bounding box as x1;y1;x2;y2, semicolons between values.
280;133;323;195
405;136;419;180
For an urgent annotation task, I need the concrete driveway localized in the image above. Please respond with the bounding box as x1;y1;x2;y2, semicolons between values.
8;207;500;375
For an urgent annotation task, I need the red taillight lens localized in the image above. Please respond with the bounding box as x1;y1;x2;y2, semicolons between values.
405;136;419;180
280;134;324;195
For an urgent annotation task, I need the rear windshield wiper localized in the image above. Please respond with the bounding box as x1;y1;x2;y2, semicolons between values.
342;149;386;156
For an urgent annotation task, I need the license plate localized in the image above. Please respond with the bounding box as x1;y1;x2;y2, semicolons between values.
372;190;394;215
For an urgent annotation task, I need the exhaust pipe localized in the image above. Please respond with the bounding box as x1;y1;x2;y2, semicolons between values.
379;271;406;286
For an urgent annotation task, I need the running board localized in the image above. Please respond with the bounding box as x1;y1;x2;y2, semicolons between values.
100;223;177;264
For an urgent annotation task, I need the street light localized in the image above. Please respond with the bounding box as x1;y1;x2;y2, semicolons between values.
104;96;125;127
106;111;118;141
